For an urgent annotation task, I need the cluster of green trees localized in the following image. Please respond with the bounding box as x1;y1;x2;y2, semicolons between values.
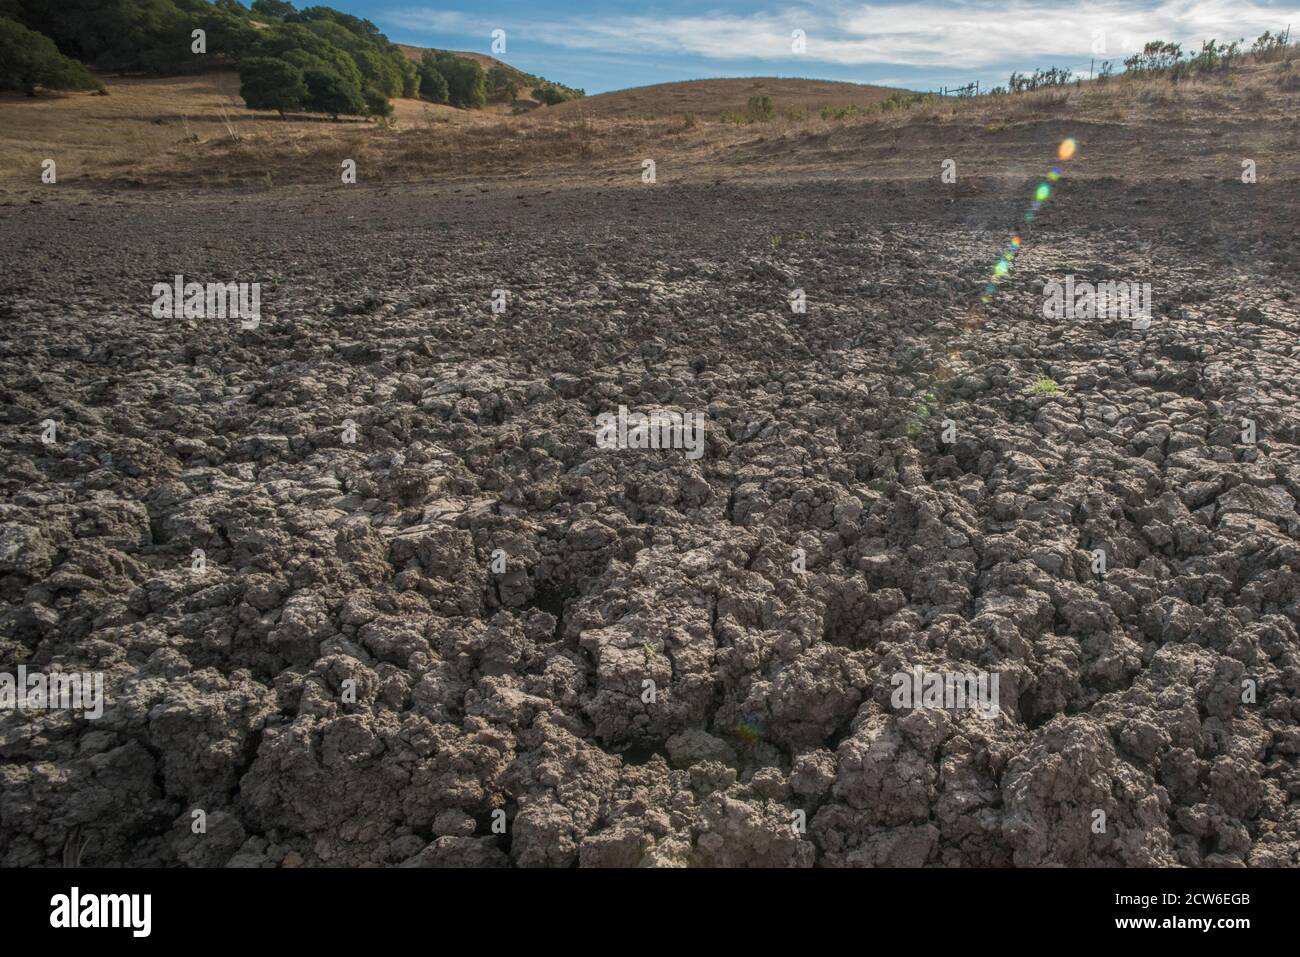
0;0;416;118
8;0;261;75
237;4;417;119
415;48;587;109
0;14;105;95
417;50;485;108
1;0;585;117
411;51;588;110
487;65;519;101
531;83;582;105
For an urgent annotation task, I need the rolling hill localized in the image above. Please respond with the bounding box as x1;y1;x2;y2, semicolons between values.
545;77;907;119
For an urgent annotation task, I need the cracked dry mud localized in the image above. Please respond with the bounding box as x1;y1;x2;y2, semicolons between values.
2;174;1299;868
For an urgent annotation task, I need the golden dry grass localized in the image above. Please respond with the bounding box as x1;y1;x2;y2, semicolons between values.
545;76;905;119
3;53;1298;195
0;70;489;190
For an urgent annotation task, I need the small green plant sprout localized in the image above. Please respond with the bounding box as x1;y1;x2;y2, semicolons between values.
905;407;930;437
746;94;774;121
903;385;940;437
820;104;870;120
868;463;900;492
641;642;657;660
1029;377;1061;396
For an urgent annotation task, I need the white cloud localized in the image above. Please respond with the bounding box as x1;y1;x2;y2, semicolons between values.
385;1;1300;69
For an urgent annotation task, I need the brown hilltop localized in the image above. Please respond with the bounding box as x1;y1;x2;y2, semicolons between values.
545;76;907;119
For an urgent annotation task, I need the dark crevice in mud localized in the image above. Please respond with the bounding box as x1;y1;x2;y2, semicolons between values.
530;581;576;641
473;808;514;855
704;680;728;731
1018;693;1058;732
823;716;857;752
129;737;183;846
614;741;670;766
230;725;267;803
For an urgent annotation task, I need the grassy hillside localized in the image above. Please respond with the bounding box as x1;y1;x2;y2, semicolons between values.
546;77;908;120
2;45;1297;193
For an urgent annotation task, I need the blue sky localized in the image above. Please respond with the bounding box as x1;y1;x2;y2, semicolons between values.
320;1;1299;93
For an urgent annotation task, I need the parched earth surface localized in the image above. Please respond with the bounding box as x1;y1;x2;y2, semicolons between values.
1;171;1299;867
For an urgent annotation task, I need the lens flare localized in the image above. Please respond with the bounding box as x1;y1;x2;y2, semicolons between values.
981;139;1074;303
733;712;766;747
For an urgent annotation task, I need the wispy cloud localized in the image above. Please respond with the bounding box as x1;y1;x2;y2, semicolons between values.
386;1;1299;69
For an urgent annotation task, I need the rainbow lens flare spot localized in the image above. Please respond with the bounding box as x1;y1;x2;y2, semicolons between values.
734;723;760;746
983;145;1070;305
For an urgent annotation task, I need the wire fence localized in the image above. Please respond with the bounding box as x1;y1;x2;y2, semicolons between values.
934;82;980;97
